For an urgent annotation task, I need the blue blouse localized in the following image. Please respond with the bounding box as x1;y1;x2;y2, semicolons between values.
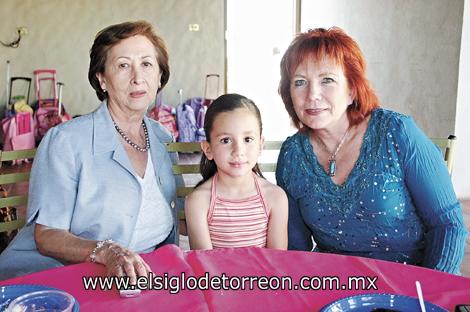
276;108;467;274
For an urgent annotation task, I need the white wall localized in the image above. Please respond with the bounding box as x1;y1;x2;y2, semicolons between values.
301;0;464;138
0;0;225;116
454;0;470;199
226;0;295;141
301;0;469;197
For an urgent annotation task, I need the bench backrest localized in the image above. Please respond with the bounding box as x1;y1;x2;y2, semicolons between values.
165;135;457;227
0;135;455;234
0;149;36;233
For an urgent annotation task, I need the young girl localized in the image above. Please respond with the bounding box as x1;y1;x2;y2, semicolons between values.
185;94;288;250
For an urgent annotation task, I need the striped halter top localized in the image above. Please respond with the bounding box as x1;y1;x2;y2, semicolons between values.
207;173;271;248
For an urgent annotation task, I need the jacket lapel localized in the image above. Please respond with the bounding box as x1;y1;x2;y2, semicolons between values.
92;102;135;177
146;115;166;185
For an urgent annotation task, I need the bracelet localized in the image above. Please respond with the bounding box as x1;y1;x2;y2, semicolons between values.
89;239;113;263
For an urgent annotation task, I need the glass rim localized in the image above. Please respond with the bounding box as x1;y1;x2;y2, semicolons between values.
7;289;75;311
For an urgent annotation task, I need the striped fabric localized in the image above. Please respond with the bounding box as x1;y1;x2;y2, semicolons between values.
208;173;271;248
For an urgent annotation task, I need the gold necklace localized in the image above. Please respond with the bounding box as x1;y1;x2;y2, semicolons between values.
313;127;351;177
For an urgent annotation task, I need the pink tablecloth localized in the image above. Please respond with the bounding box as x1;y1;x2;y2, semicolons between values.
1;244;469;311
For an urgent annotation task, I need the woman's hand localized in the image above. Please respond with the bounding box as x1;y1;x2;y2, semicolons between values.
96;243;152;285
34;224;152;285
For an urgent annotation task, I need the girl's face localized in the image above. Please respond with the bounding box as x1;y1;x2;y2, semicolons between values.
202;107;263;179
290;57;354;131
97;35;162;115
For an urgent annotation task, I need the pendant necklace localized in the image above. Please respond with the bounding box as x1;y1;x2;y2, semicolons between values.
314;127;351;177
113;120;150;152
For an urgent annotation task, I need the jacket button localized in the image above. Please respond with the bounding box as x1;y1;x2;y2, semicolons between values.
171;201;175;209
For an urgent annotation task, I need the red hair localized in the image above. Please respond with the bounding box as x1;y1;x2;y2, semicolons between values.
279;27;379;129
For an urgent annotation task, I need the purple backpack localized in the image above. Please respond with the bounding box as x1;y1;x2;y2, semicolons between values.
176;97;206;142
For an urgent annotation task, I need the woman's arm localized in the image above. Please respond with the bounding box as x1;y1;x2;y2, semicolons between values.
185;187;213;250
276;141;314;251
31;127;151;283
285;193;314;251
398;116;468;274
35;224;151;284
266;185;288;250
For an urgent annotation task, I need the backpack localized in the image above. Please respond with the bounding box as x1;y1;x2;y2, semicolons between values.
34;105;71;141
1;111;36;153
176;97;206;142
148;94;179;140
33;71;71;141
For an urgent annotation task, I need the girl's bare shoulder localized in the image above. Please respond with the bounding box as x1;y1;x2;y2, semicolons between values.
186;177;213;203
258;177;288;203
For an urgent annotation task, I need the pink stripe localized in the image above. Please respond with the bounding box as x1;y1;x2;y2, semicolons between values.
207;173;271;248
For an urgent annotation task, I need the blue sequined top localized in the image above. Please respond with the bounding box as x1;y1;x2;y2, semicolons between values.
276;108;468;274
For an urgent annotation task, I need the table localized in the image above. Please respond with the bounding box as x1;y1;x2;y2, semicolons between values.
1;244;469;311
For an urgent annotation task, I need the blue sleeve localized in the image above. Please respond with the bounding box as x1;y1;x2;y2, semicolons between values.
396;116;468;274
276;140;314;251
27;127;78;230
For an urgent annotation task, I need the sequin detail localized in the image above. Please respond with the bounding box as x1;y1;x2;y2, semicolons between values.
277;109;426;265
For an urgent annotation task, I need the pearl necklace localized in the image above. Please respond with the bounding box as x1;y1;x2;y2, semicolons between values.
313;127;351;177
113;120;150;152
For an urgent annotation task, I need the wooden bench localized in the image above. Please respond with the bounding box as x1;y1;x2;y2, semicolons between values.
166;135;457;235
0;149;36;234
0;135;457;237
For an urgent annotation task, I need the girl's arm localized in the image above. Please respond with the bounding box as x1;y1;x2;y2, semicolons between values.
266;184;288;250
185;188;213;250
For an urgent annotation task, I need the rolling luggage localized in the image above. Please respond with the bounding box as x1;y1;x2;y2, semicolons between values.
176;97;206;142
1;76;35;155
33;70;71;141
148;92;179;140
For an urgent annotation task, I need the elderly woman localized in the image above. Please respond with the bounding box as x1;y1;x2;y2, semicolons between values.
276;27;468;274
0;21;177;282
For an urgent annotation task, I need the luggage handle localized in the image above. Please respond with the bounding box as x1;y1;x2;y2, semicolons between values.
33;69;56;75
57;82;64;116
34;69;58;108
203;74;220;106
9;77;32;106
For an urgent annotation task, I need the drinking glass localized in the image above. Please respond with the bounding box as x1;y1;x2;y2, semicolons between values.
6;290;75;312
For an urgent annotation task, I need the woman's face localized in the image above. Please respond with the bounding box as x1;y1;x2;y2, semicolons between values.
97;35;161;115
290;57;354;131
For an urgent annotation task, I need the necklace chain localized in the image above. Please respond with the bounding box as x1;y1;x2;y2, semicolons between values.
314;127;351;177
113;120;150;152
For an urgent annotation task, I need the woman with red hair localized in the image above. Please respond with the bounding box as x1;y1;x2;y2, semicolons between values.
276;27;467;274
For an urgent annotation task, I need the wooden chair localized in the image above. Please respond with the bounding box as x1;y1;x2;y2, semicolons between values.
0;134;455;236
166;136;456;235
165;141;283;235
0;149;36;233
430;135;456;175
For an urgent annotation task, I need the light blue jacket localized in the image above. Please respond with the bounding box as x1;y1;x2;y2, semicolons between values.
0;103;178;280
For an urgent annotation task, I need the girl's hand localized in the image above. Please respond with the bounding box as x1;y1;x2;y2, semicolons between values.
97;243;152;285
